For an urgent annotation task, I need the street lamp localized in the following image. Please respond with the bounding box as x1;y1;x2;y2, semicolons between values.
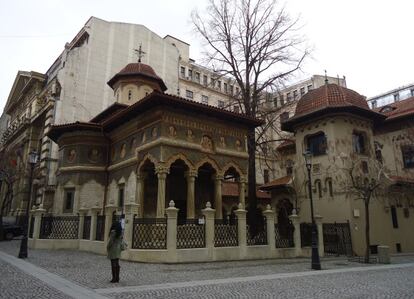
18;150;38;259
303;150;321;270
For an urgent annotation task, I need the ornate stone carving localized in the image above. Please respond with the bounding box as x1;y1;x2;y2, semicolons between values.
235;139;242;151
67;149;76;163
130;138;136;149
141;132;147;143
220;136;226;148
168;126;177;138
88;148;101;163
120;143;127;158
201;135;213;151
151;127;158;138
187;129;194;141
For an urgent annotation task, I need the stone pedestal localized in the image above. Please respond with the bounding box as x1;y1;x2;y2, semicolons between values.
166;201;178;260
289;213;301;256
32;207;46;240
202;202;216;253
235;205;247;256
263;205;276;250
314;215;324;257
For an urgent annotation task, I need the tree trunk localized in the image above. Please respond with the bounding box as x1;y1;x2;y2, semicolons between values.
247;128;258;236
364;200;370;263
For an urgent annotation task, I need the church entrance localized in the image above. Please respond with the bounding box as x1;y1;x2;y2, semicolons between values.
167;159;188;223
195;162;215;218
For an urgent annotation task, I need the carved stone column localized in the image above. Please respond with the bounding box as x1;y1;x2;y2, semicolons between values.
136;174;146;218
238;176;247;208
213;174;224;219
185;170;197;219
156;166;169;218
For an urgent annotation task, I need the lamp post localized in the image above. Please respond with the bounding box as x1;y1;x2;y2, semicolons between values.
303;150;321;270
18;150;38;259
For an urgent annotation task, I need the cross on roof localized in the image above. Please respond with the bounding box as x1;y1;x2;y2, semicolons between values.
134;44;146;63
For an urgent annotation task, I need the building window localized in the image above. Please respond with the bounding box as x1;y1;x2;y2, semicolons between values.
401;145;414;168
315;179;322;198
233;105;239;113
280;95;284;106
203;75;208;85
224;83;228;93
300;87;305;96
293;90;298;100
286;92;291;102
306;132;327;156
195;72;200;83
180;66;185;78
218;100;225;108
186;90;193;99
64;189;74;213
307;84;313;91
118;184;125;209
230;85;234;95
188;69;193;80
128;90;132;101
326;178;333;197
393;93;399;102
217;80;221;90
352;131;367;154
371;100;377;108
273;97;278;108
361;161;369;174
391;206;398;228
411;89;414;97
286;159;293;176
264;169;269;183
280;112;289;125
201;95;209;105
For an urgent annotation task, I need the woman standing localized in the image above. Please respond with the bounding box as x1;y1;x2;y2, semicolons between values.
107;222;122;283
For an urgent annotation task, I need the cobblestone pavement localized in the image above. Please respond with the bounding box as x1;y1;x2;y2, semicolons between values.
0;258;72;299
1;240;414;298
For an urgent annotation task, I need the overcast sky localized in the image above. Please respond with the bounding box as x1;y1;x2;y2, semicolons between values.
0;0;413;112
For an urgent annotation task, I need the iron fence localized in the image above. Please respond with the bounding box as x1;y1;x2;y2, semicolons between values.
177;219;205;249
132;218;167;249
247;217;267;246
39;216;79;239
28;216;34;238
95;215;105;241
300;223;313;247
323;222;353;256
214;218;238;247
82;216;91;240
275;223;294;248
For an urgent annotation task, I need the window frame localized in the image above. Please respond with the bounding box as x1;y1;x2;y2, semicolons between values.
63;188;75;213
306;132;327;156
352;130;368;155
185;90;194;99
401;145;414;168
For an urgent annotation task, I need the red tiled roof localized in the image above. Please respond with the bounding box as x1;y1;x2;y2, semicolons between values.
259;175;292;191
222;181;271;199
276;139;295;151
282;84;385;131
390;175;414;185
107;62;167;91
376;96;414;121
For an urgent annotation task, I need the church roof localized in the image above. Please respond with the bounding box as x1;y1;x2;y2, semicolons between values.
282;84;385;131
90;102;128;123
107;62;167;91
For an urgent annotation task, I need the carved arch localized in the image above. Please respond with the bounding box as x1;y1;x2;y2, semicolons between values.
222;161;244;177
195;156;221;174
136;153;158;174
165;153;195;171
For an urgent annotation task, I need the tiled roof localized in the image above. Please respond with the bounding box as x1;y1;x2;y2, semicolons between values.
222;181;271;199
276;139;295;151
295;83;370;117
259;175;292;191
376;96;414;121
107;62;167;91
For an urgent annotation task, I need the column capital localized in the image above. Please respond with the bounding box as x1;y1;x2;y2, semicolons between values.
155;165;170;176
125;202;139;215
90;207;102;214
185;169;198;178
78;208;89;216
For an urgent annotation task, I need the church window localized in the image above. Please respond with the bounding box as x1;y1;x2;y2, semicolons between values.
63;189;74;213
411;89;414;97
361;161;369;174
401;145;414;168
118;184;125;209
264;169;269;183
235;87;239;95
306;132;327;156
128;90;132;101
352;131;367;154
201;95;209;104
286;159;293;176
186;90;193;99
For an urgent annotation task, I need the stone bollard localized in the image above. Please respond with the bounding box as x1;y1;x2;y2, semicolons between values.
289;213;301;257
31;206;46;249
124;202;139;249
378;246;390;264
166;200;178;261
263;204;276;250
202;202;216;258
314;215;324;258
235;203;247;258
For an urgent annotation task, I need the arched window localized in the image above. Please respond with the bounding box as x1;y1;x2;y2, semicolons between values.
326;178;333;197
315;179;322;198
128;90;132;101
305;132;327;156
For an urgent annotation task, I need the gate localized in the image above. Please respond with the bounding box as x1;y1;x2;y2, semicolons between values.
323;222;353;256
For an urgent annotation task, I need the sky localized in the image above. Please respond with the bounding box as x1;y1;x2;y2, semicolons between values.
0;0;413;112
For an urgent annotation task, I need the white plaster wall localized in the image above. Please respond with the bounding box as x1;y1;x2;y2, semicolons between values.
79;180;104;210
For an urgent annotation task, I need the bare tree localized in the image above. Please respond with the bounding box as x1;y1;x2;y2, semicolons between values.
192;0;309;234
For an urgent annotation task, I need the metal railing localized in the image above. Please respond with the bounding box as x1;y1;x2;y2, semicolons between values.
177;219;205;249
214;218;238;247
132;218;167;249
39;216;79;239
275;223;294;248
247;217;267;246
300;223;312;247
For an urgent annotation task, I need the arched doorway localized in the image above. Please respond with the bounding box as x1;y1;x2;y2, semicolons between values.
166;159;188;223
195;162;216;217
140;159;157;218
276;198;294;238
